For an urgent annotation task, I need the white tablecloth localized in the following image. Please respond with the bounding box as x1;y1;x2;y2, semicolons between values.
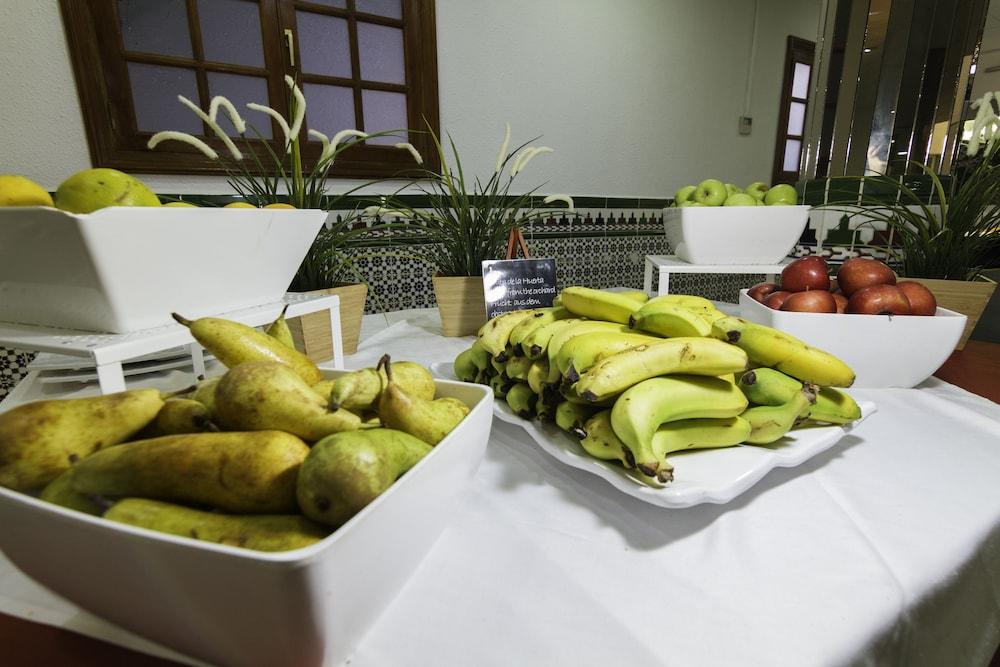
2;308;1000;666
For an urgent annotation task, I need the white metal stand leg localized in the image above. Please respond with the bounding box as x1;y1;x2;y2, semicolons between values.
188;343;206;381
95;361;127;394
657;271;671;296
329;304;344;368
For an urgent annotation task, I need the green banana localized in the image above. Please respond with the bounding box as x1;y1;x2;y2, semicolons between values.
559;287;643;324
741;385;816;444
454;347;481;383
610;375;748;481
653;416;752;461
629;306;712;337
738;368;861;424
555;331;662;382
505;383;537;419
642;294;715;311
554;401;598;438
504;355;534;381
711;316;856;387
491;355;507;375
579;410;637;470
527;359;551;395
468;340;492;370
573;337;749;403
478;309;539;357
521;318;585;359
490;374;515;399
508;307;572;353
535;401;556;422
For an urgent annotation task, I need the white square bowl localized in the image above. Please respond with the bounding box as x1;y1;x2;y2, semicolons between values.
738;290;967;388
0;206;328;333
0;370;494;667
663;205;810;264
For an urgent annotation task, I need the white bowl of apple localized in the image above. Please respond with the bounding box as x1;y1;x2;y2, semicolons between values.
664;180;809;264
738;256;967;388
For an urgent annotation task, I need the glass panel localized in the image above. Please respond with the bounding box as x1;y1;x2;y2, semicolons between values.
362;89;407;144
307;0;347;7
118;0;192;58
303;84;356;135
198;0;264;67
357;22;405;84
207;71;271;138
128;62;202;133
783;139;802;173
791;62;811;99
356;0;402;19
297;11;352;78
787;101;806;136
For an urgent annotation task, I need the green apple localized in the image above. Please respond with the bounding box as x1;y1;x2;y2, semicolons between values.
764;183;798;206
674;185;697;206
693;179;727;206
679;200;705;207
745;182;769;202
725;183;742;197
723;193;757;206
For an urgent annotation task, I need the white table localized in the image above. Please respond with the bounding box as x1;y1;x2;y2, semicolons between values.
644;255;790;296
1;308;1000;667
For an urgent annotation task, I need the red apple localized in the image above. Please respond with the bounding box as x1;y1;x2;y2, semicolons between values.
781;256;831;292
748;282;779;303
781;290;837;313
896;281;937;316
763;291;792;310
837;257;896;296
847;284;911;315
832;292;848;314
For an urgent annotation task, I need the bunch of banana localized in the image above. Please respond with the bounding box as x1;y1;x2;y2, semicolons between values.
453;286;862;487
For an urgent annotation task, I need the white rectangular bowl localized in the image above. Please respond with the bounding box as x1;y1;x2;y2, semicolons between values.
0;370;494;667
739;290;967;388
663;204;810;264
0;206;328;333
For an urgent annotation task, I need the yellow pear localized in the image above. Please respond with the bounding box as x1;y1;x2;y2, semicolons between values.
0;174;54;207
39;470;105;516
224;201;256;209
376;355;469;445
329;361;435;412
263;203;296;209
54;168;160;213
163;201;198;208
0;388;164;492
135;397;217;438
265;304;296;350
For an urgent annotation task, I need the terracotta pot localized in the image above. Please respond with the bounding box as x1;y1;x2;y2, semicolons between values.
432;275;487;337
907;278;997;350
287;283;368;359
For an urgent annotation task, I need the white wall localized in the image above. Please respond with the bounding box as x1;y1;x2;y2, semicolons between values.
0;0;819;197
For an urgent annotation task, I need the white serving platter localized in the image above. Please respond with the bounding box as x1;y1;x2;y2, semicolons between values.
431;362;875;508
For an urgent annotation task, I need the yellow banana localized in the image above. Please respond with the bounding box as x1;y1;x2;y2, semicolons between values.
738;368;861;424
711;316;856;387
554;401;598;438
579;410;637;470
741;385;816;444
508;307;572;352
617;290;650;303
521;318;586;359
610;375;748;481
505;355;533;381
555;331;662;382
653;416;751;460
629;305;712;337
642;294;715;310
559;286;643;324
527;359;551;395
505;383;537;419
478;309;538;357
546;320;631;368
573;337;749;403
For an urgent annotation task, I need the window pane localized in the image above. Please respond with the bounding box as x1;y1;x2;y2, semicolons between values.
303;83;356;135
127;62;202;133
787;101;806;136
308;0;347;7
198;0;264;68
358;22;405;84
207;72;271;138
118;0;192;58
362;89;407;144
297;11;351;78
356;0;402;19
783;139;802;173
792;62;811;99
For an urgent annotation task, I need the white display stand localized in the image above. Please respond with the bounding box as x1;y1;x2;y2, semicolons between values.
0;292;342;397
643;255;790;297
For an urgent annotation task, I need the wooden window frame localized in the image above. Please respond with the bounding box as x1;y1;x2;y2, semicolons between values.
59;0;439;177
771;36;815;185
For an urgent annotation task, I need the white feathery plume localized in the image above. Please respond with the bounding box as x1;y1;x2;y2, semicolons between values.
543;194;575;212
495;122;511;173
511;146;553;177
331;129;369;153
284;76;306;142
394;142;424;164
147;131;219;160
308;130;333;162
246;103;292;150
209;96;246;134
177;95;242;160
362;205;411;218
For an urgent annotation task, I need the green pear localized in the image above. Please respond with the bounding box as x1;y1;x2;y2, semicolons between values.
136;397;217;438
214;361;360;441
190;376;221;416
297;428;432;527
376;355;469;446
54;168;160;213
105;498;330;552
265;304;297;350
0;388;164;492
328;361;435;412
70;430;309;513
173;313;322;385
39;469;105;516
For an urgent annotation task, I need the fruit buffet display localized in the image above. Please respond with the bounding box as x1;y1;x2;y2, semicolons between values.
454;286;861;485
673;179;798;207
0;309;469;552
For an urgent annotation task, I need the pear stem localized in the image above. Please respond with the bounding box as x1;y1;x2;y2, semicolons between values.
171;312;193;327
377;354;393;383
278;304;289;320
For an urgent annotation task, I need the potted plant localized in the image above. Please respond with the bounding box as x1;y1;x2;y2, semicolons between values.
372;124;574;336
822;92;1000;349
148;76;421;356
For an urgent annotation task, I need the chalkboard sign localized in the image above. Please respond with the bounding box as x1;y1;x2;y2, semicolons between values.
481;258;558;319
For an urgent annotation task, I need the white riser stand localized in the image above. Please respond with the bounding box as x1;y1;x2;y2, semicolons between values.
0;292;342;397
644;255;791;297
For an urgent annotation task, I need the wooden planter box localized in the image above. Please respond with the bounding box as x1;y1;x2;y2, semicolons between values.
432;275;487;337
908;278;997;350
288;283;368;360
